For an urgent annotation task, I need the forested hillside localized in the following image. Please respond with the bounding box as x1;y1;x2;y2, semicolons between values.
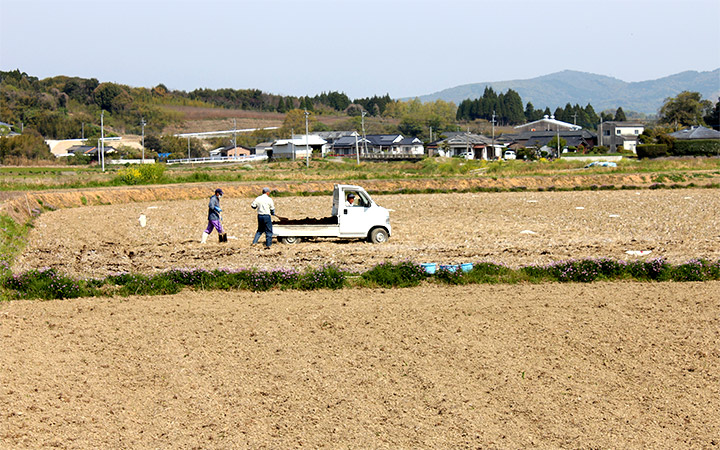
416;69;720;114
0;69;400;141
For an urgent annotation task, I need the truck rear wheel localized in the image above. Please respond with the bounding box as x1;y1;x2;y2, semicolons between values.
369;228;389;244
280;236;301;244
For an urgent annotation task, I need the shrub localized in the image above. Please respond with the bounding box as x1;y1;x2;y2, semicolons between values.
2;268;92;299
636;144;669;159
108;272;183;296
159;268;216;287
671;139;720;157
434;266;467;285
116;163;166;185
465;262;516;284
138;163;166;182
670;259;720;282
361;261;427;288
626;258;671;280
299;265;346;290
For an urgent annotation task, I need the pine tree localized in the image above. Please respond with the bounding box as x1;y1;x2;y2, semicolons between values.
614;107;626;122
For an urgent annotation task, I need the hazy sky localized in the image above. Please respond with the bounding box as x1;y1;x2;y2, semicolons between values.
1;0;719;99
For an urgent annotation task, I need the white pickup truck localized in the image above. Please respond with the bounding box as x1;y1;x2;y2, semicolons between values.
273;184;392;244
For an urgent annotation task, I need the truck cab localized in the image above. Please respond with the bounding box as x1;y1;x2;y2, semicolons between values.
332;184;391;242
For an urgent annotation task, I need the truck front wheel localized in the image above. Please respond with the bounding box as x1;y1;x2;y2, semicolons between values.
280;236;301;244
369;228;389;244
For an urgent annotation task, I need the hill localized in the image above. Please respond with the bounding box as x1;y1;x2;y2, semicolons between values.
412;69;720;114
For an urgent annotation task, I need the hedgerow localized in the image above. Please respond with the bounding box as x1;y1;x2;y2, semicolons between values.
2;258;720;301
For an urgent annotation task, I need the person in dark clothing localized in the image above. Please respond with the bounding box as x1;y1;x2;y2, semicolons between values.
201;188;226;243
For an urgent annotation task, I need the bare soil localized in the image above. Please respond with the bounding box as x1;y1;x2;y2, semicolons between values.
1;283;718;448
14;188;720;277
3;189;720;447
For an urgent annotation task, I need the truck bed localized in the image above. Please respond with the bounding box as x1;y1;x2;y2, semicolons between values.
273;216;341;238
274;216;338;225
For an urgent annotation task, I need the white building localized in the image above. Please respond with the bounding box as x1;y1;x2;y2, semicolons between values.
271;135;328;159
598;121;644;153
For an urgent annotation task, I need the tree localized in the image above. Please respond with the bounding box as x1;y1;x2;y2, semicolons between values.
547;135;567;154
398;116;424;137
614;107;626;122
600;111;614;122
503;89;525;125
659;91;712;129
524;102;537;122
282;109;317;134
93;83;126;112
584;104;599;129
703;97;719;130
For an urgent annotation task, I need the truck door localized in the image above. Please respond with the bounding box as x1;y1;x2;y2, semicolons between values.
338;190;372;237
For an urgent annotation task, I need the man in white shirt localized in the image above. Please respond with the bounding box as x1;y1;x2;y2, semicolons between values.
251;187;276;249
345;193;356;207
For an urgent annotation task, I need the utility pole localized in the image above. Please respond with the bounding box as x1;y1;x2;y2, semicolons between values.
556;126;561;158
233;118;237;150
81;122;84;140
140;117;146;163
291;128;295;160
304;109;310;168
100;110;105;172
491;110;496;159
355;133;360;165
572;112;578;125
187;137;190;160
361;110;368;155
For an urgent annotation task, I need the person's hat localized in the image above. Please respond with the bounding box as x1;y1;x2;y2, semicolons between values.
262;187;271;193
215;188;224;195
348;193;355;198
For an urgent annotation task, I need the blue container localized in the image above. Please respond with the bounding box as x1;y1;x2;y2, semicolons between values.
460;263;474;273
421;263;437;274
439;264;458;273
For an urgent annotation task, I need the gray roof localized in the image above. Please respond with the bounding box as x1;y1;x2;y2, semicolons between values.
366;134;402;146
513;130;597;148
398;137;422;145
312;131;357;140
515;129;596;140
432;133;492;146
669;126;720;140
332;136;368;148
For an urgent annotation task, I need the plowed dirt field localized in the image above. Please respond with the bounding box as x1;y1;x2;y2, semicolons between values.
1;283;718;447
14;188;720;276
3;188;719;447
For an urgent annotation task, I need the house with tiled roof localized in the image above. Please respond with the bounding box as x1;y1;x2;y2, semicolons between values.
507;129;598;152
331;134;424;156
427;132;499;159
669;126;720;140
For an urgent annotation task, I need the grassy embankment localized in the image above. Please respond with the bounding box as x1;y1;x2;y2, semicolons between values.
2;258;720;301
2;156;720;191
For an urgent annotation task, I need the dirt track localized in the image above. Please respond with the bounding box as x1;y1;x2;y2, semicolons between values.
14;188;720;277
1;282;718;448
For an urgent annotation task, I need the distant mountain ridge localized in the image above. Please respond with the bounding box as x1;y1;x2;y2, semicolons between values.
412;69;720;115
